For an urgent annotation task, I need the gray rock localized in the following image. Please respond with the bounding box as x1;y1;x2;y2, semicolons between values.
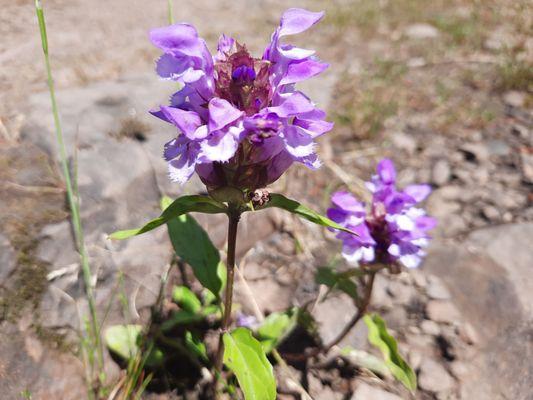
421;319;441;336
424;242;532;399
426;300;461;324
520;152;533;183
314;294;367;348
386;280;415;306
418;358;455;393
481;205;501;221
426;276;452;300
405;23;439;39
351;382;402;400
432;159;451;186
0;233;16;283
459;143;490;163
457;322;479;345
427;196;461;219
503;91;527;108
486;139;511;157
468;223;533;318
439;214;468;237
390;131;417;154
449;361;469;380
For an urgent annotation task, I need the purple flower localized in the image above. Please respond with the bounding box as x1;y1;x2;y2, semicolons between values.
150;8;332;191
236;312;259;329
327;159;436;269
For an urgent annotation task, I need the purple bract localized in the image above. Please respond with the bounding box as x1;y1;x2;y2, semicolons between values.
327;159;437;269
150;8;332;191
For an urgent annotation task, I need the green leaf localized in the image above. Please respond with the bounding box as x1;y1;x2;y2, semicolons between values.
172;286;202;314
160;310;204;332
316;267;359;300
223;328;276;400
184;331;208;362
364;314;417;391
162;197;226;298
257;308;298;353
109;195;227;240
104;324;163;367
257;193;356;235
340;346;391;377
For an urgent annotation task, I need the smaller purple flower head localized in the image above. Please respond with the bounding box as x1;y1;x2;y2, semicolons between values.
327;159;436;269
149;8;332;194
236;312;259;329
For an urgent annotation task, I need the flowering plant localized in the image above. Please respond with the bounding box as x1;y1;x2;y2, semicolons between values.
108;8;435;400
150;8;332;192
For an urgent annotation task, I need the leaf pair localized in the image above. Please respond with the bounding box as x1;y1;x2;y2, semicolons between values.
110;193;356;243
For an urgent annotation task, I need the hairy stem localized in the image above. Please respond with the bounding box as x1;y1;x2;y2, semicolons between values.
322;272;376;353
214;208;240;379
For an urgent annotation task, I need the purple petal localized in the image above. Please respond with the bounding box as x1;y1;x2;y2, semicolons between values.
199;128;240;162
265;150;294;185
280;59;328;85
160;106;204;139
216;34;235;60
415;215;437;231
330;191;366;215
376;158;396;185
282;125;315;158
268;92;315;117
403;184;432;202
278;9;325;37
163;137;200;184
150;24;210;62
156;54;190;79
327;207;348;224
208;98;243;132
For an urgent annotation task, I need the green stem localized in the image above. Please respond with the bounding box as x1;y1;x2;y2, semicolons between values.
322;272;376;353
34;0;103;389
167;0;174;24
214;208;240;389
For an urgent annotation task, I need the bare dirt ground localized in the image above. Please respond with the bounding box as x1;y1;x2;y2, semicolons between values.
0;0;532;399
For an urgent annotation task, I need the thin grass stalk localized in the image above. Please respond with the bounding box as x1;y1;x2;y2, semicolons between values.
167;0;174;24
34;0;104;387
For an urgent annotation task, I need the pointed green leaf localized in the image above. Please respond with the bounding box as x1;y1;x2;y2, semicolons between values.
109;195;227;240
340;346;391;377
364;314;417;391
104;324;163;367
223;328;276;400
172;286;202;313
105;324;142;360
160;310;204;332
257;308;298;353
167;219;226;298
162;196;226;298
257;194;356;235
184;331;208;362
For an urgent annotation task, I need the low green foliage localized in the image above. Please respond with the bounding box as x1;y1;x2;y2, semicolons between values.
364;314;417;391
315;266;362;301
256;308;298;353
104;325;164;368
172;286;202;314
223;328;277;400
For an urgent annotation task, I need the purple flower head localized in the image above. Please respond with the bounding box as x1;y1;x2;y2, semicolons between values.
236;312;259;329
150;9;332;191
327;159;436;269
